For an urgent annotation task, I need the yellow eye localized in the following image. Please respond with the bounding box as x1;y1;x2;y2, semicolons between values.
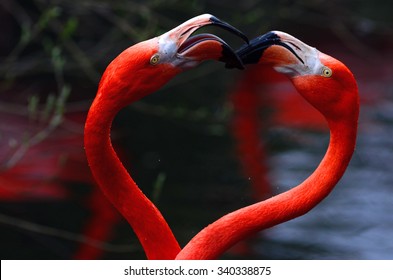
150;54;160;65
321;66;332;78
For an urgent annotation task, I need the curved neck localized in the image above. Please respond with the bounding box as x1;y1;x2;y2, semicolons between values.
84;94;180;259
176;111;358;259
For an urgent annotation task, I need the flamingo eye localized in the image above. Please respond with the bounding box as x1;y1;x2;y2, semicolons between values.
150;54;160;65
321;66;332;77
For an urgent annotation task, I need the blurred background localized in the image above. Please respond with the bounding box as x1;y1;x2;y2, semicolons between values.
1;0;392;259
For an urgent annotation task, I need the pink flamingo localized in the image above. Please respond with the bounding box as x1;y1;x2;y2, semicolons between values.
84;14;247;260
176;31;359;259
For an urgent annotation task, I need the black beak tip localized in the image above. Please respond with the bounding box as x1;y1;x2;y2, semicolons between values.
209;16;249;44
235;31;305;66
220;45;245;70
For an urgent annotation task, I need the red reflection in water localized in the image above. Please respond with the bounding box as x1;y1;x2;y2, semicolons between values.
0;110;121;259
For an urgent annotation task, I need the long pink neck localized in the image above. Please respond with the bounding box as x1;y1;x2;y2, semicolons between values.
176;107;358;259
84;93;180;260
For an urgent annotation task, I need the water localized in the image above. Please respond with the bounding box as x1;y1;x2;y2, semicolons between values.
258;94;393;259
1;57;392;260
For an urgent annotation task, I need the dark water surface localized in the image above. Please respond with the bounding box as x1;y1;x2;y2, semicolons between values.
1;59;392;260
257;93;393;259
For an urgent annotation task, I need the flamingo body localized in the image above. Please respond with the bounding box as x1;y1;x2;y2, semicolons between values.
176;32;359;259
84;14;246;259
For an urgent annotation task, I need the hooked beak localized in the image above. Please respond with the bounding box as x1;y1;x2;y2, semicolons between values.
230;31;323;77
235;31;304;65
160;14;248;69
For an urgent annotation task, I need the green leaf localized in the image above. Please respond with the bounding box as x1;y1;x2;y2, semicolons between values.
61;17;79;40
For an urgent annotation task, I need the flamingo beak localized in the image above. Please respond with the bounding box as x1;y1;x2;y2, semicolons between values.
233;31;304;66
161;14;248;69
230;31;325;77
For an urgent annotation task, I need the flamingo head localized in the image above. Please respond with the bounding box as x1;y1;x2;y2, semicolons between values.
158;14;247;70
97;14;247;108
231;31;359;121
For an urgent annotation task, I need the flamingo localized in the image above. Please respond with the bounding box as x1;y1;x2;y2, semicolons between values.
175;31;359;259
84;14;247;260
